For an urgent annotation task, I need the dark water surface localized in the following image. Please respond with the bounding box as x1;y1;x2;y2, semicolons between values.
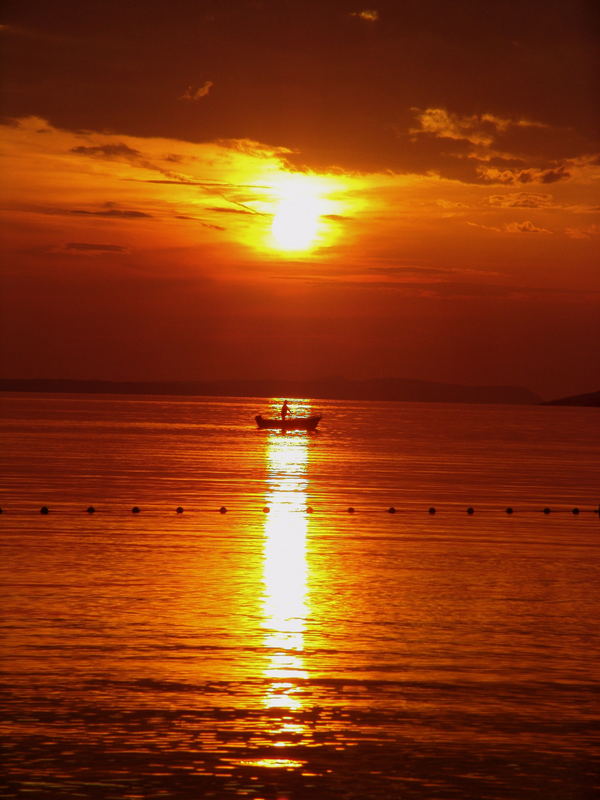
1;393;599;799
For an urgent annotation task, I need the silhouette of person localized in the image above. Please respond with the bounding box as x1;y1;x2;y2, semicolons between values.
281;400;290;421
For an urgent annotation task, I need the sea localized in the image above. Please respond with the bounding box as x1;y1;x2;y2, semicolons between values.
1;392;599;800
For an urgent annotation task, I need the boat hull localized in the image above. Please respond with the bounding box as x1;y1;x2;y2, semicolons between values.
255;414;321;431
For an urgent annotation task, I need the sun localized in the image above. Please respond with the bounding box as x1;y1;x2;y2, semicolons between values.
269;174;333;253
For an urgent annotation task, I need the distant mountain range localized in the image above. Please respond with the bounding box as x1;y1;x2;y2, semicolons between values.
0;377;541;405
542;389;600;407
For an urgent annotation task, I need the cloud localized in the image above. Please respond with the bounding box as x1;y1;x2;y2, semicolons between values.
66;205;152;219
538;167;571;184
351;9;379;22
65;242;127;252
478;164;571;185
488;192;554;208
204;206;254;215
466;221;503;233
174;215;225;231
179;81;214;102
565;224;599;240
410;108;546;148
71;140;187;182
467;220;552;234
405;108;589;185
505;220;552;234
71;143;142;160
32;202;153;219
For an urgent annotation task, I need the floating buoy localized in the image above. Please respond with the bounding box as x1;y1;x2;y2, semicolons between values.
176;506;184;514
347;507;355;514
572;507;580;515
506;507;513;514
263;506;270;513
543;507;551;514
86;506;95;514
40;506;49;515
131;506;140;514
466;507;474;514
306;506;314;513
387;506;396;514
219;506;227;514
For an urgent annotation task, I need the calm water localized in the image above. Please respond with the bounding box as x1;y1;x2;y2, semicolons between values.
1;393;599;799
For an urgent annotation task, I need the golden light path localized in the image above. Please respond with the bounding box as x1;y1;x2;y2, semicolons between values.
255;401;312;768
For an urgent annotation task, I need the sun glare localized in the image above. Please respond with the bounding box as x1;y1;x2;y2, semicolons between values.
268;174;336;253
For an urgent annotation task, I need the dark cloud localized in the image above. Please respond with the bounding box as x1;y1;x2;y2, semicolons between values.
72;142;188;184
71;143;142;160
479;164;572;186
174;215;226;230
30;202;153;219
205;206;254;215
2;0;596;176
405;108;589;184
539;167;571;184
66;207;152;219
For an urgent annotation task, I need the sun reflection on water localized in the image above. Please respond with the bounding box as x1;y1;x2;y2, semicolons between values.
261;411;311;720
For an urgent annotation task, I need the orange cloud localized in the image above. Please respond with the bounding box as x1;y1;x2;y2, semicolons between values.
179;81;214;101
565;224;599;240
488;193;554;208
505;220;552;234
351;9;379;22
410;108;546;148
1;114;596;296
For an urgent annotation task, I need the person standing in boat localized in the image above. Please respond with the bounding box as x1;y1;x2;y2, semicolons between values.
281;400;290;421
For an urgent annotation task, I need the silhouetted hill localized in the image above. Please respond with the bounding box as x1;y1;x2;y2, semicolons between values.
0;377;540;405
542;389;600;407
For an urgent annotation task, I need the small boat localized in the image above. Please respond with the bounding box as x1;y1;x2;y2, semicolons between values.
255;414;322;431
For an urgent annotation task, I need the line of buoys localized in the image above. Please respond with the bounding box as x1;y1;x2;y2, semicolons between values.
3;504;597;516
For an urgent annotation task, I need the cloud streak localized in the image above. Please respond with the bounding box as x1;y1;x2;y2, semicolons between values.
488;193;554;208
65;242;127;252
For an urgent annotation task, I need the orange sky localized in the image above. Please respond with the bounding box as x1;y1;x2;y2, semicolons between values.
1;1;598;397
